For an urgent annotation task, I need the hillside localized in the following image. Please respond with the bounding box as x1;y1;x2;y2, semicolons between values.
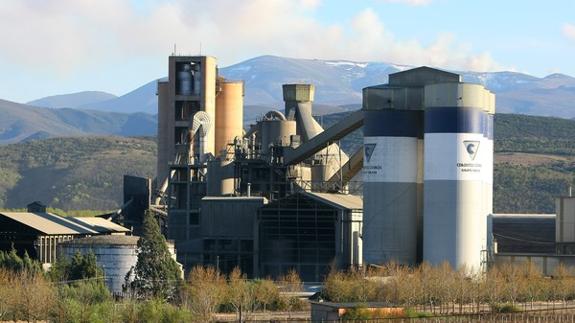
0;99;157;144
0;113;573;213
25;55;575;118
27;91;117;109
0;137;156;210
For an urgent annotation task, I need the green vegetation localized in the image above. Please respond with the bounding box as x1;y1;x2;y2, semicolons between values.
49;251;103;282
0;136;156;210
127;210;182;301
0;247;42;274
0;113;574;213
0;261;304;322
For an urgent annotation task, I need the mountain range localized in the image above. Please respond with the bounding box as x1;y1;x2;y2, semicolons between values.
0;99;156;144
2;55;575;144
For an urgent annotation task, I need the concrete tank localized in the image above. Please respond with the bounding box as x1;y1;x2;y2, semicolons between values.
207;158;235;196
362;108;423;266
422;83;494;271
215;80;244;156
58;236;139;294
259;119;296;156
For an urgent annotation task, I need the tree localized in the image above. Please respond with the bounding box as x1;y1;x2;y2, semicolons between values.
226;267;251;322
49;251;103;282
0;247;41;274
129;210;182;301
184;266;226;321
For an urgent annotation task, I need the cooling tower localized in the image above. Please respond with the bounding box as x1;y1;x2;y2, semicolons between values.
362;86;424;266
215;79;244;156
422;83;494;271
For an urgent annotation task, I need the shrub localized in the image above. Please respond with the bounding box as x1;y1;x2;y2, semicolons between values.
491;303;521;313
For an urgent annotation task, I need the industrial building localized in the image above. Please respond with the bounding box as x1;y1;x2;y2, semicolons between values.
146;54;575;279
0;202;130;265
151;55;362;279
488;196;575;275
362;67;495;271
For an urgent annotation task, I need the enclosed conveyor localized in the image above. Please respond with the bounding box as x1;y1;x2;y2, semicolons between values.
283;109;363;166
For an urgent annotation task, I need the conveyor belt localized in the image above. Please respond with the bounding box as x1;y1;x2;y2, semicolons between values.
283;110;363;166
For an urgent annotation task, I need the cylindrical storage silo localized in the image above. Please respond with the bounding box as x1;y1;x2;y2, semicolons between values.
362;109;423;266
207;158;235;196
423;83;492;271
58;236;140;295
259;119;296;156
215;80;244;157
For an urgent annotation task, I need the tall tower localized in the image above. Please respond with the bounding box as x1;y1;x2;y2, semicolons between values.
362;67;460;266
362;67;495;271
423;82;495;271
156;55;217;269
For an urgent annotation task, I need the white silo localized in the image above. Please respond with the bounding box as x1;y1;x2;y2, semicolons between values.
59;236;139;294
422;83;494;271
362;87;424;266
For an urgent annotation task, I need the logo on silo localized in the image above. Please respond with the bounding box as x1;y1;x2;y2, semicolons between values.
463;140;480;160
364;144;376;163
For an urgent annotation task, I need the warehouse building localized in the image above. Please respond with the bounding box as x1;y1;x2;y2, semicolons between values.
0;202;129;265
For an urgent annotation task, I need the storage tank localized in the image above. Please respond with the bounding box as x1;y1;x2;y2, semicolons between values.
259;112;296;156
362;86;424;266
207;158;235;196
422;83;493;271
58;236;139;294
215;79;244;156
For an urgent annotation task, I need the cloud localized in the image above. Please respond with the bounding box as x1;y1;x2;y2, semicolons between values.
563;23;575;42
379;0;432;6
0;0;500;76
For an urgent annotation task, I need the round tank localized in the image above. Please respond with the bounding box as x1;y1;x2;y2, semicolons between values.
362;109;423;266
422;83;493;271
58;236;139;294
259;119;296;156
215;80;244;156
207;158;235;196
177;64;194;95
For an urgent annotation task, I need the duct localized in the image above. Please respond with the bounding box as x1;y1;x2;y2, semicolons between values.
283;110;363;166
190;111;212;163
327;146;364;187
263;110;287;121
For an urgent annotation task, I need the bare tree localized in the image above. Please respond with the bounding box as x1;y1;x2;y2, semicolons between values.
184;266;226;322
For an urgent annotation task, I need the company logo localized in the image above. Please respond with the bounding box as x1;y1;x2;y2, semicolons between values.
364;143;376;163
463;140;480;160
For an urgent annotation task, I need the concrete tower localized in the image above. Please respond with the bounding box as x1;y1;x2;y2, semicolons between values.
362;67;495;270
362;67;459;266
422;82;495;271
282;84;349;188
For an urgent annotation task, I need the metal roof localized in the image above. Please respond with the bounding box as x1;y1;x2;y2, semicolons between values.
0;212;129;235
67;217;131;233
0;212;97;235
303;192;363;210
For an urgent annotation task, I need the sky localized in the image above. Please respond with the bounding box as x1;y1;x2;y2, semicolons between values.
0;0;574;103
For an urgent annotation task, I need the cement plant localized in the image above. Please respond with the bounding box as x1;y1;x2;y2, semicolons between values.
2;54;575;322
